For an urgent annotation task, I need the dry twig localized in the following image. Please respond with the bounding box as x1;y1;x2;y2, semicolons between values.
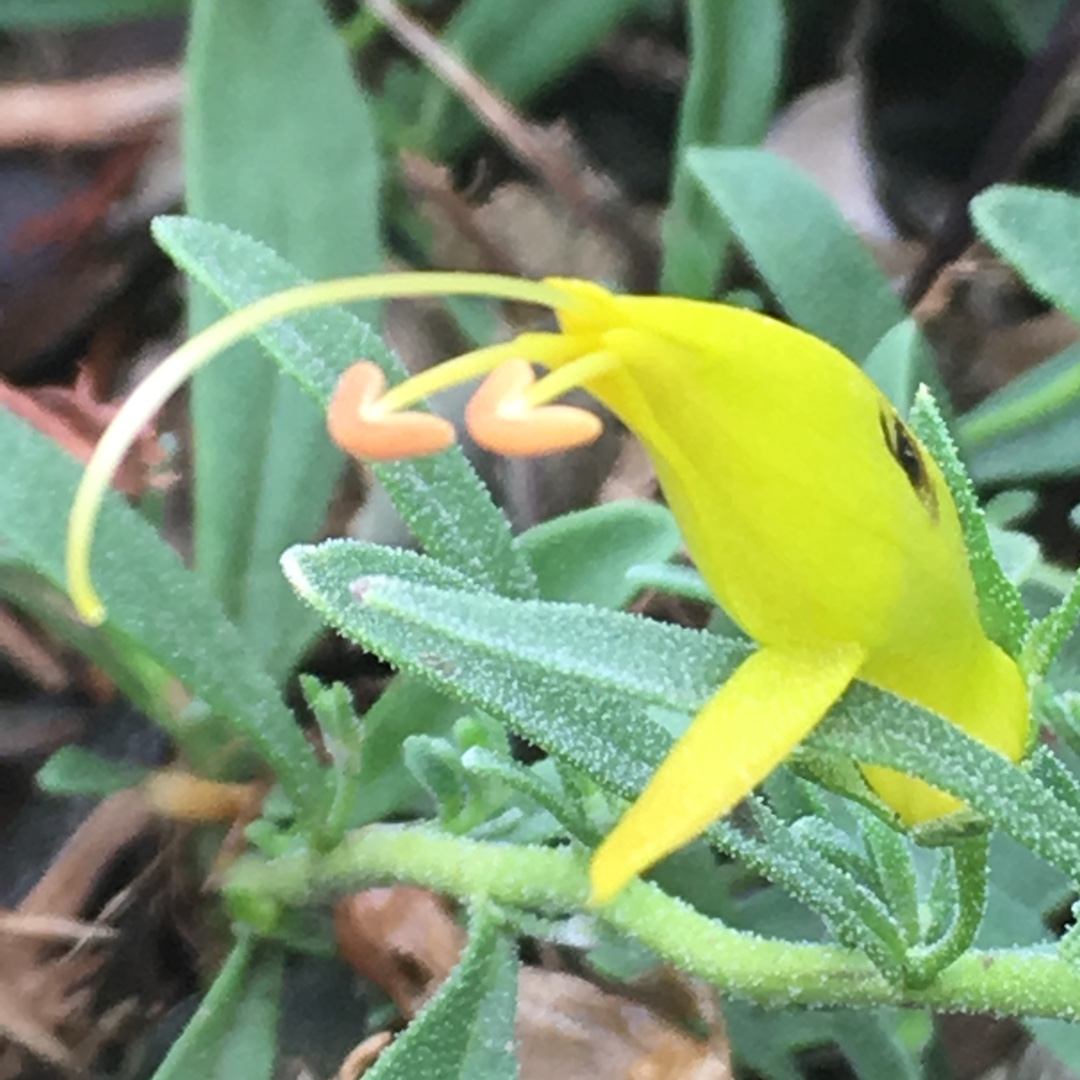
367;0;656;286
0;67;182;149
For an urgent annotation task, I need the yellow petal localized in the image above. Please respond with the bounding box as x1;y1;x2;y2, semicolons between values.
589;642;866;904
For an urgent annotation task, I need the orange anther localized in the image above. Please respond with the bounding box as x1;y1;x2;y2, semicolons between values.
327;361;456;461
465;359;603;456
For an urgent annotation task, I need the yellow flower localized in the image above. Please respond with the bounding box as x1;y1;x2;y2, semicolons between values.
67;271;1031;906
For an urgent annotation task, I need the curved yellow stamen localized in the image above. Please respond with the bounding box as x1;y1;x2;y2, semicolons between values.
328;363;457;461
377;333;572;414
521;349;620;409
327;334;606;462
462;350;621;456
67;272;583;625
465;359;602;456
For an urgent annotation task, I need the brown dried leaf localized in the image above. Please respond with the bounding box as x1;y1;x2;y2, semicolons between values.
517;969;731;1080
0;67;182;150
0;367;169;496
0;912;115;944
333;889;730;1080
916;248;1080;406
0;609;70;694
337;1031;394;1080
0;789;154;1073
334;887;465;1018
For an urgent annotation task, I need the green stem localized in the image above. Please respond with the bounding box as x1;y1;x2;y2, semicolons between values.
225;823;1080;1020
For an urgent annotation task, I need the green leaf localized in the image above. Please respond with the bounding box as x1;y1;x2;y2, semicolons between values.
960;341;1080;448
0;409;327;823
660;0;785;296
417;0;652;158
37;747;148;798
811;685;1080;882
961;190;1080;482
184;0;384;680
0;566;175;731
909;387;1031;657
282;541;746;752
153;215;536;607
862;319;933;414
300;677;364;848
859;813;920;946
0;0;183;26
977;0;1064;52
462;746;599;845
972;185;1080;321
285;539;1080;886
966;395;1080;483
1023;572;1080;678
405;735;471;825
959;341;1080;482
364;903;519;1080
747;803;907;981
828;1010;924;1080
688;147;905;361
515;501;683;607
349;679;466;828
152;933;283;1080
726;1004;922;1080
624;562;716;605
904;835;988;987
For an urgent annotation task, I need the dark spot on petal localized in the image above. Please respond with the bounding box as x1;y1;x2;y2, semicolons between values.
879;408;938;520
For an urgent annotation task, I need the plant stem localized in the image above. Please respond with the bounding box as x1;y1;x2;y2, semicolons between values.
226;823;1080;1019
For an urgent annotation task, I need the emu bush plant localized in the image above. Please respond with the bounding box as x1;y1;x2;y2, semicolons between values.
18;182;1080;1076
13;0;1080;1076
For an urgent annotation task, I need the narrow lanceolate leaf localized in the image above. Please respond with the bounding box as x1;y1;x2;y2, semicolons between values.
858;812;920;946
285;539;1080;885
861;319;935;415
904;835;988;988
153;215;536;606
660;0;785;296
0;410;327;821
740;803;907;982
36;747;148;798
283;541;748;721
688;147;905;362
971;185;1080;323
363;903;519;1080
151;933;283;1080
0;0;182;26
1023;573;1080;678
812;684;1080;883
909;387;1031;657
184;0;387;679
958;340;1080;452
514;501;683;608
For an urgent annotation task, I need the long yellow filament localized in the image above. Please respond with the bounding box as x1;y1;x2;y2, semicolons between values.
66;272;579;624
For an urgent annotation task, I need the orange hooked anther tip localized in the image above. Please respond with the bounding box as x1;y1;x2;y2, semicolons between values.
327;361;456;461
465;359;603;456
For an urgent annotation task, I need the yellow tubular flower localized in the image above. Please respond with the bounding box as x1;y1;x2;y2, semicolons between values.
67;271;1030;906
326;276;1029;903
